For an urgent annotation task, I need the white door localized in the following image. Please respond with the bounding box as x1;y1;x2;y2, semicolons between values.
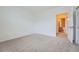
68;17;74;43
76;8;79;44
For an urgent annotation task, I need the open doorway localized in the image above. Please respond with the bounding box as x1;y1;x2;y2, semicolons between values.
56;13;68;38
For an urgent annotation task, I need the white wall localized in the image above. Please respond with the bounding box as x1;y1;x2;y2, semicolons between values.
0;6;74;43
0;7;33;42
0;8;4;41
34;7;74;43
34;11;56;36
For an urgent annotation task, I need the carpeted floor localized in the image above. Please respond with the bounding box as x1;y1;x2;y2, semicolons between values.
0;34;79;52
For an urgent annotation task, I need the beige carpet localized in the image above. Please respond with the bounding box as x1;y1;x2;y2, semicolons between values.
0;34;79;52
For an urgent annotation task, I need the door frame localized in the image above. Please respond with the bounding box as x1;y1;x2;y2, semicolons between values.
56;12;68;37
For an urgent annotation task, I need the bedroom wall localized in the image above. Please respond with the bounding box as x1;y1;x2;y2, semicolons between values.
0;7;33;42
0;6;74;43
34;7;74;43
0;8;4;41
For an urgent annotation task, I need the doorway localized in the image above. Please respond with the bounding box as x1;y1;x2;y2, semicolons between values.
56;13;68;38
